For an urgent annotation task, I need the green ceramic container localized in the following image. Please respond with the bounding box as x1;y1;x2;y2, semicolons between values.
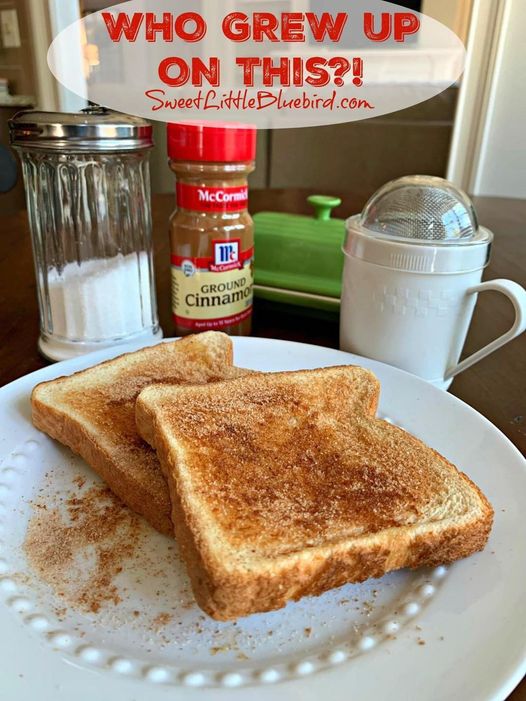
253;195;345;312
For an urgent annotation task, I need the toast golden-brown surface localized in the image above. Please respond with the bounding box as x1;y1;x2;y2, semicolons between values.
136;366;494;620
31;332;245;535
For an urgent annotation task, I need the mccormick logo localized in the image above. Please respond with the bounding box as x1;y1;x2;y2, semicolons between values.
214;241;239;265
176;182;248;212
198;188;248;205
210;240;242;272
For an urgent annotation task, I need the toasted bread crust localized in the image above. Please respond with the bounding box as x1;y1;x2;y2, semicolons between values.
31;333;238;535
136;366;494;620
32;393;173;533
192;516;493;621
138;394;493;619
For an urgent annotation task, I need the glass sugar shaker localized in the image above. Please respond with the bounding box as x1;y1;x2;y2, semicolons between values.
9;107;162;361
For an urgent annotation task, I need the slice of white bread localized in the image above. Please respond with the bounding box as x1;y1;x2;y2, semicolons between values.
136;366;494;620
31;333;245;535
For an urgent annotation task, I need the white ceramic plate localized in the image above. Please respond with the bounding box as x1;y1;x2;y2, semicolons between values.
0;337;525;701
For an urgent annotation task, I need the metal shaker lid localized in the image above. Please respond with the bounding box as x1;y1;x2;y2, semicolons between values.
358;175;488;244
344;176;493;274
9;106;153;152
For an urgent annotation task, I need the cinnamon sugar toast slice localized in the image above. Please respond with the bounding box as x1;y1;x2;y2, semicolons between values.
136;366;493;620
32;332;245;535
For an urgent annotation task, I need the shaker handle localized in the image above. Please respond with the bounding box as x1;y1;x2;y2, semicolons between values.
445;279;526;381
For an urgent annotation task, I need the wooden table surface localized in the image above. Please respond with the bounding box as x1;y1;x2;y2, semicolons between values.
0;191;525;698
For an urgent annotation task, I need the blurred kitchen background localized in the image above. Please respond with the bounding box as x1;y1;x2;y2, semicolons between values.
1;0;525;214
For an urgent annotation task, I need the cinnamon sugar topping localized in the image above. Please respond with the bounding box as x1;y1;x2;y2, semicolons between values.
151;612;173;630
24;482;141;613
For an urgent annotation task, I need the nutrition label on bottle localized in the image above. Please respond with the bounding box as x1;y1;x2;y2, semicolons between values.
171;239;254;331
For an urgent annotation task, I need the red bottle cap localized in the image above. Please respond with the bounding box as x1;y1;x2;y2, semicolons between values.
167;121;256;163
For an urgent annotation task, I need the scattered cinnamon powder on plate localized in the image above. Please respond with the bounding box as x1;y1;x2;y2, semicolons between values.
24;482;140;613
73;475;86;489
151;612;173;631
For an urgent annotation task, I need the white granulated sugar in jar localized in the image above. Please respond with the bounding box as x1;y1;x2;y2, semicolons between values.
47;252;153;340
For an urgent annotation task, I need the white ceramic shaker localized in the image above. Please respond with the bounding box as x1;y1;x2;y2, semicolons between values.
340;176;526;389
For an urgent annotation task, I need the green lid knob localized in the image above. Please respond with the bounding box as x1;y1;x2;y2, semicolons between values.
307;195;342;221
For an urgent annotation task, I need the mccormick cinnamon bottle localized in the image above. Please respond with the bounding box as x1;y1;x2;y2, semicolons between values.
168;121;256;336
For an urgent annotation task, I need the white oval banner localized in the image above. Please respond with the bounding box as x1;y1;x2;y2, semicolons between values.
48;0;465;128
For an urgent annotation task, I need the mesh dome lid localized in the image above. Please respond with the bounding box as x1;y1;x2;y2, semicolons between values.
359;175;489;245
345;176;493;273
